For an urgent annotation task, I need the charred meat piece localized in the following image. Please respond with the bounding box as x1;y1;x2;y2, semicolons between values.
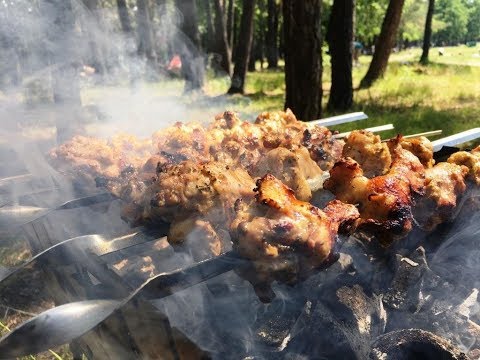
414;162;468;231
324;136;425;245
231;174;359;283
152;121;212;166
342;130;392;178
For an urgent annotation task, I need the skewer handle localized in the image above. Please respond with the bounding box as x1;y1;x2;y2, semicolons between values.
431;128;480;152
310;112;368;127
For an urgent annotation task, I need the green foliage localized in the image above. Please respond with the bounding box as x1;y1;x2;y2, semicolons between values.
433;0;470;44
466;0;480;41
398;0;428;43
355;0;388;45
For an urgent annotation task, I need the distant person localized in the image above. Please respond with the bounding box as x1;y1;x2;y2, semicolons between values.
353;41;363;66
438;48;445;56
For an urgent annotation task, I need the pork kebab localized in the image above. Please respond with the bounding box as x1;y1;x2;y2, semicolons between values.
48;110;480;286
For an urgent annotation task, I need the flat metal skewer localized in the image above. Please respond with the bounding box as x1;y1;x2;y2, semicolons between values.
310;112;368;127
0;250;248;359
431;128;480;152
0;192;118;230
0;228;165;286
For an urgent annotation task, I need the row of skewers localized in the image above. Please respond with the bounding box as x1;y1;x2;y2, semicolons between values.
1;110;480;357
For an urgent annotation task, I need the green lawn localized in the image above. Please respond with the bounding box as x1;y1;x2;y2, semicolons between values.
82;44;480;146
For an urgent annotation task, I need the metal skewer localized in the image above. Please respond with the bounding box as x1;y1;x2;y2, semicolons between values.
0;192;117;230
0;228;165;286
431;128;480;152
0;251;247;359
310;112;368;127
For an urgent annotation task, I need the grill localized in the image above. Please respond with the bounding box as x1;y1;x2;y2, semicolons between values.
0;113;479;359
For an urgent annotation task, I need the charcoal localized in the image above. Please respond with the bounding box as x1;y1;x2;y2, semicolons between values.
370;329;469;360
382;247;429;311
283;274;386;359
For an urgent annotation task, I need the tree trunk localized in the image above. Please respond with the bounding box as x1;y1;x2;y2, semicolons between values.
175;0;205;92
327;0;354;111
204;1;215;52
44;0;82;142
213;0;232;75
226;0;235;49
228;0;256;94
117;0;133;34
359;0;405;89
136;0;157;75
248;36;256;72
420;0;435;65
82;0;107;76
266;0;279;68
283;0;323;121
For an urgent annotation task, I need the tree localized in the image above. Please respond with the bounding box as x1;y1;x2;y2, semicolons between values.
398;0;427;47
136;0;157;75
203;0;215;52
420;0;435;64
327;0;354;111
466;0;480;41
228;0;256;94
359;0;406;89
175;0;205;92
283;0;323;120
44;0;82;142
82;0;107;76
355;0;388;47
117;0;133;34
433;0;469;44
226;0;235;49
266;0;280;68
213;0;232;75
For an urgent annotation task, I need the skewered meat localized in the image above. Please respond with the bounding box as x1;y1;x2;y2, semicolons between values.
400;136;434;168
252;146;327;201
342;130;392;178
231;174;359;283
49;134;153;186
324;136;425;245
139;160;256;225
414;162;468;231
448;145;480;185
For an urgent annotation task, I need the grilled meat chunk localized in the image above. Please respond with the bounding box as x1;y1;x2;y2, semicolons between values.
140;160;256;226
400;136;434;168
49;134;153;192
324;136;425;245
253;146;327;201
448;145;480;185
231;174;359;283
342;130;392;178
414;162;468;231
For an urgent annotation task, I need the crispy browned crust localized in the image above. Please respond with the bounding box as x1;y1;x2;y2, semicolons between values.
325;136;426;246
231;174;359;282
